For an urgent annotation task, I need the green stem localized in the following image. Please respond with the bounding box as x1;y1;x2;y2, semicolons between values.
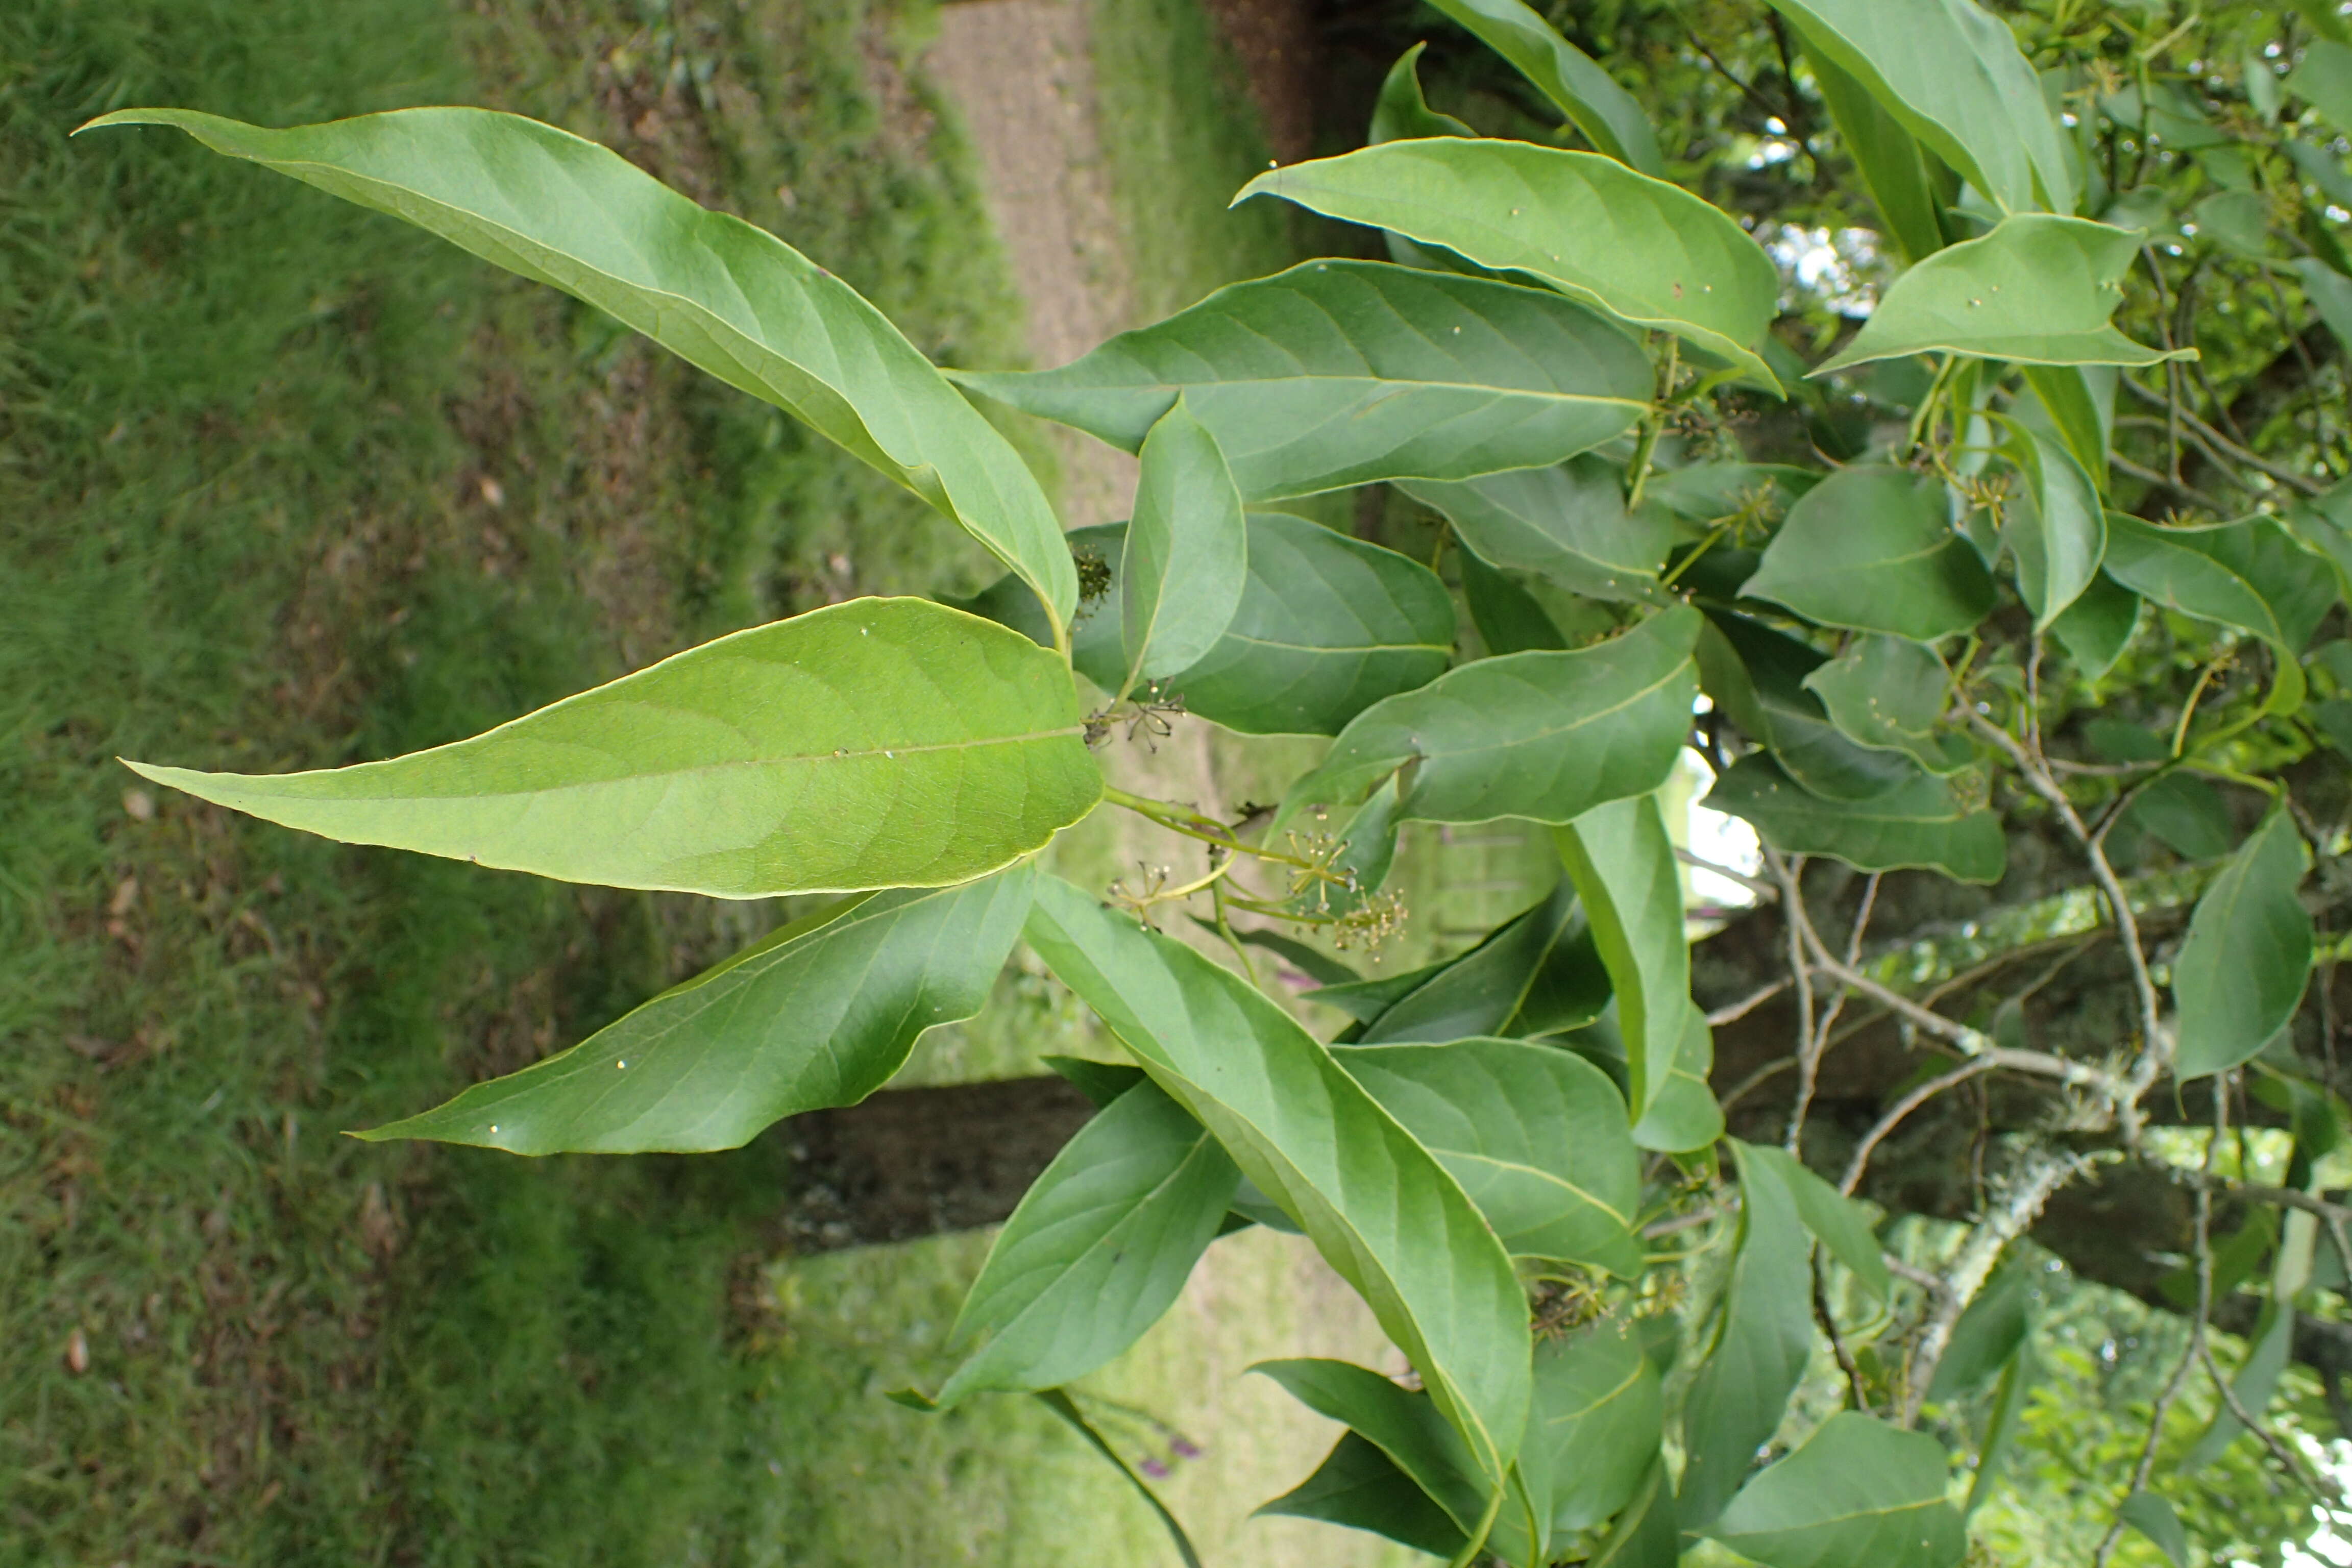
1446;1484;1506;1568
1658;521;1731;590
1623;337;1679;511
1102;785;1321;872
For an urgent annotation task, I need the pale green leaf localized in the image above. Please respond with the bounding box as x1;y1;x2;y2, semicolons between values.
1235;141;1782;387
1522;1315;1667;1534
1556;794;1692;1120
1815;216;2183;376
1354;878;1611;1044
1802;634;1968;775
1631;1003;1726;1153
1706;1411;1967;1568
2295;257;2352;357
936;1079;1239;1404
954;259;1650;499
2103;516;2319;714
2049;572;2142;678
125;598;1101;897
83;107;1076;626
1966;1340;2036;1518
1023;877;1533;1480
1702;614;1935;801
1257;1433;1465;1557
1425;0;1666;175
1743;1143;1890;1300
1282;606;1701;828
2290;39;2352;133
1928;1257;2032;1400
1335;1039;1643;1275
1121;401;1246;690
1765;0;2073;215
1802;37;1946;263
1403;457;1671;603
1679;1141;1816;1526
2118;1491;2189;1566
2173;807;2315;1079
1704;754;2006;884
1742;467;1996;642
364;869;1035;1153
1371;42;1475;143
2021;363;2116;491
2002;424;2109;626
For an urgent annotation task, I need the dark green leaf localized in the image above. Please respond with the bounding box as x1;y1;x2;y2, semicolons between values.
1209;925;1360;988
2001;425;2108;627
1235;141;1781;387
2104;515;2311;709
1801;38;1945;263
2021;364;2116;491
1043;1055;1148;1109
1927;1256;2032;1399
1704;754;2006;884
955;260;1650;499
1966;1339;2036;1518
1741;467;1996;642
1121;401;1246;690
1743;1144;1891;1300
1645;462;1820;525
1765;0;2073;215
1425;0;1666;175
1335;1039;1642;1275
2049;572;2142;678
1257;1432;1465;1557
1701;614;1933;800
2122;772;2233;861
1589;1459;1680;1567
1458;545;1569;653
1631;1003;1727;1153
127;599;1100;898
1356;877;1611;1044
1283;607;1701;828
1404;457;1669;603
1556;795;1695;1121
365;870;1034;1152
1802;634;1968;775
2117;1491;2189;1567
1371;42;1475;143
1815;217;2183;376
1706;1411;1967;1568
936;1081;1239;1404
85;108;1077;627
1679;1141;1817;1526
1522;1315;1667;1533
2173;807;2315;1079
1307;960;1452;1024
1024;877;1533;1480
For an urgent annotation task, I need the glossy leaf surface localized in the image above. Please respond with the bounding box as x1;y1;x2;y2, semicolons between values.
1556;795;1692;1120
1023;877;1533;1480
936;1079;1239;1404
1425;0;1665;174
1335;1040;1643;1275
85;108;1076;625
1679;1141;1816;1526
1120;401;1247;689
1815;217;2182;375
1764;0;2072;215
1742;467;1995;642
1706;1412;1967;1568
1705;755;2006;884
2173;808;2314;1078
366;869;1034;1152
955;259;1650;499
1236;141;1780;386
127;599;1100;897
1285;607;1700;827
1403;457;1670;603
1522;1315;1666;1533
1802;634;1966;775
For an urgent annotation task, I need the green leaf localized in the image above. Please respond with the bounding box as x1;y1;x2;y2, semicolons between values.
1283;607;1701;828
969;516;1456;737
1023;877;1534;1481
1033;1389;1204;1568
2173;807;2315;1079
1257;1359;1540;1562
1355;877;1611;1044
1120;401;1247;692
1741;467;1996;642
2291;39;2352;133
2186;1296;2296;1469
1927;1256;2032;1399
1764;0;2073;215
1589;1459;1681;1567
2001;425;2108;627
1556;794;1693;1120
83;107;1076;628
1679;1141;1817;1526
1235;141;1782;388
2122;772;2233;861
1701;614;1935;801
2021;364;2116;491
1704;754;2006;884
1210;925;1361;988
1458;547;1568;654
1335;1039;1643;1275
1644;463;1820;526
1965;1336;2036;1518
1424;0;1666;175
936;1080;1239;1404
1802;634;1968;776
1371;42;1476;143
1403;457;1671;602
1631;1003;1727;1153
364;870;1034;1152
125;598;1100;898
1522;1315;1667;1533
1257;1432;1466;1557
2103;514;2319;713
954;259;1651;500
2117;1491;2189;1567
1043;1054;1149;1109
1742;1144;1891;1301
2049;572;2142;678
2295;256;2352;357
1814;217;2184;376
1705;1411;1967;1568
1801;38;1946;263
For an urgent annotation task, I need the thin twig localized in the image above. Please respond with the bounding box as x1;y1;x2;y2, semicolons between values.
1676;846;1778;899
1840;1057;2001;1196
1708;976;1792;1027
2123;373;2328;496
1769;851;1821;1155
